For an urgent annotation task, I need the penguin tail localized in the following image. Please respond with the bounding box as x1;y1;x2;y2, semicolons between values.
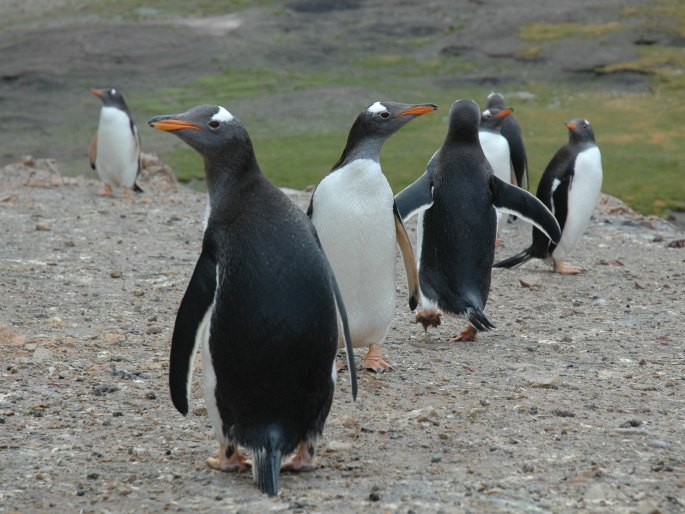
133;182;144;193
466;305;495;332
251;425;285;496
493;246;533;269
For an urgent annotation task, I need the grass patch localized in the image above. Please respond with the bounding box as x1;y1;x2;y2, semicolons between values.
518;21;621;41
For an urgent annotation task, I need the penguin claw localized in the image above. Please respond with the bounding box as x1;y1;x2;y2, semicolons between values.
450;324;479;342
206;443;251;471
415;309;442;331
360;344;394;373
281;442;316;472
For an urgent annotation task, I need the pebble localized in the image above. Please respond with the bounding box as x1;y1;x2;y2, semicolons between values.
551;408;575;418
326;441;353;452
110;270;122;278
431;455;442;463
648;439;669;448
32;347;53;364
522;463;534;473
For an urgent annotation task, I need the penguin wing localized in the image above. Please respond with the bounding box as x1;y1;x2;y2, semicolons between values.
315;233;358;401
169;249;217;415
133;124;144;193
306;186;317;218
502;122;528;189
393;202;419;311
490;176;561;244
394;170;434;222
89;134;97;171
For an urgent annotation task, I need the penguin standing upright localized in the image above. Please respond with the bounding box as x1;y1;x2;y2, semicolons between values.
149;104;357;497
395;99;561;341
486;92;529;190
494;118;603;274
479;105;514;245
89;88;143;196
308;101;436;372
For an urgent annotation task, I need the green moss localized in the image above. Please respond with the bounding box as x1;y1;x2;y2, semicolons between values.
518;21;621;41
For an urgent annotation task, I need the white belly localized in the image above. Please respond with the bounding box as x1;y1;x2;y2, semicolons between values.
311;159;396;347
96;106;139;188
479;130;512;184
553;146;603;260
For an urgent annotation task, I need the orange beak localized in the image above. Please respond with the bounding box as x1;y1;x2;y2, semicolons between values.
89;88;105;98
149;118;202;132
397;104;438;117
566;121;577;129
495;107;514;118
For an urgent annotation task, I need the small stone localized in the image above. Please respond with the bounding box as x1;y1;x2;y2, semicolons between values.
585;401;597;410
522;463;534;473
193;406;208;416
32;347;53;364
431;455;442;463
87;472;100;480
368;485;381;502
619;419;642;428
326;441;353;452
551;408;575;418
35;223;50;231
145;326;162;335
110;270;122;278
648;439;669;449
145;392;156;400
133;290;145;297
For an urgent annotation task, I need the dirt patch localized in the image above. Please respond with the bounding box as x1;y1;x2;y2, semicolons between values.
0;160;683;513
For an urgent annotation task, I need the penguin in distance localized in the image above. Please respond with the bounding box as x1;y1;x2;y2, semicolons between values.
89;88;143;196
479;104;515;245
486;92;529;190
494;118;602;274
308;101;436;372
149;104;357;496
395;99;561;341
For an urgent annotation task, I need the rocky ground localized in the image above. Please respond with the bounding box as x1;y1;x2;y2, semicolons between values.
0;160;683;513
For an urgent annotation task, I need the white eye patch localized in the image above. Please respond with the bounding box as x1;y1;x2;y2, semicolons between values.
367;102;388;114
212;106;234;123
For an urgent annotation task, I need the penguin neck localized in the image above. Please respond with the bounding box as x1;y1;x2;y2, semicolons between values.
204;149;261;205
331;135;384;170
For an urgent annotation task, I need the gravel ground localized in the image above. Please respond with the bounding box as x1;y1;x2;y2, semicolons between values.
0;160;683;513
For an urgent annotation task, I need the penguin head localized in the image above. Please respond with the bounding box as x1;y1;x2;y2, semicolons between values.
445;99;481;143
480;106;513;130
565;118;596;144
356;101;438;139
149;104;252;158
486;92;507;110
89;88;129;110
332;101;437;168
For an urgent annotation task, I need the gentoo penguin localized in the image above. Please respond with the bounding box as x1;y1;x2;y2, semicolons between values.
494;118;602;274
395;99;561;341
479;105;514;245
486;92;529;190
308;101;436;372
149;104;357;496
89;88;143;196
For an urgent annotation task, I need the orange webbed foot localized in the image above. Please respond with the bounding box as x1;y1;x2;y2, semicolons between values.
450;324;478;342
96;183;114;197
415;309;442;332
554;259;583;274
206;442;251;471
360;343;393;373
281;442;316;472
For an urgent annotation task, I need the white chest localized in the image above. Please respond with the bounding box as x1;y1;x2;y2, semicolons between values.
96;106;139;186
479;130;512;184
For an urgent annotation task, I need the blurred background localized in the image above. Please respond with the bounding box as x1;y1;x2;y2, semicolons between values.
0;0;683;221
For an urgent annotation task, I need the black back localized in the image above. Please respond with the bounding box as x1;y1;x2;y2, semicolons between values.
420;99;496;316
486;92;528;188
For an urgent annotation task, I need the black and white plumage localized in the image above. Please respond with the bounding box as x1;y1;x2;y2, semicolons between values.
89;88;143;196
494;118;603;274
486;92;528;190
395;99;560;340
149;104;357;497
308;101;436;372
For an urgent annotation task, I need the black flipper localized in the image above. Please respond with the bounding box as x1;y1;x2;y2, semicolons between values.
169;249;217;415
393;201;419;311
317;236;357;401
493;246;534;269
394;169;434;222
133;182;144;193
466;305;495;332
490;176;561;244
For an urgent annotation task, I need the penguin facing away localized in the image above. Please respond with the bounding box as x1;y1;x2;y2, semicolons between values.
486;92;529;190
89;88;143;196
479;105;514;245
494;118;603;274
395;99;561;341
149;104;357;497
308;101;437;372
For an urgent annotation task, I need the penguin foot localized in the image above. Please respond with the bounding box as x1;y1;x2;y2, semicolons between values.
281;442;316;472
495;237;504;247
450;324;478;342
336;358;347;371
554;259;583;274
121;187;132;199
207;442;251;471
415;309;442;332
96;183;113;197
360;343;393;373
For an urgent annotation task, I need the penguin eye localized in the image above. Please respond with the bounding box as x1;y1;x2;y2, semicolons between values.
208;120;221;129
380;111;390;119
